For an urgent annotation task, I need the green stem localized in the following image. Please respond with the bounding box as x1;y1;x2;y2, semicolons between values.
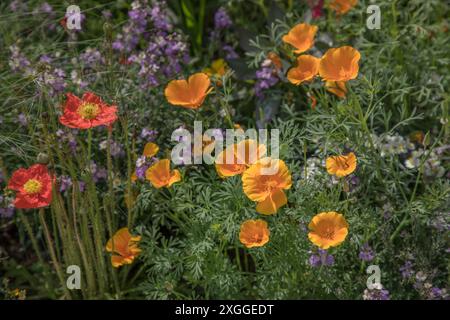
38;209;71;299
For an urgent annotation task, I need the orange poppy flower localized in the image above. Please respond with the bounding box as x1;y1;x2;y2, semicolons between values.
242;157;292;215
143;142;159;158
7;164;53;209
325;81;348;98
326;152;357;177
308;212;349;249
105;227;141;268
319;46;361;82
287;55;321;85
145;159;181;188
164;72;213;109
193;134;216;160
282;23;318;54
329;0;358;15
239;219;270;248
59;92;118;129
215;139;266;178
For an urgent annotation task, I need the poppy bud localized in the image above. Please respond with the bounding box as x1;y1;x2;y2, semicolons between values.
37;153;49;165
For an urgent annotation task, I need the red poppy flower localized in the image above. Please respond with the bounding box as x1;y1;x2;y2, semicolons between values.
59;92;118;129
7;164;54;209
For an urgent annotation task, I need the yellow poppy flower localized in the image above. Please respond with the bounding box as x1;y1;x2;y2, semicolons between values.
308;212;349;249
203;58;227;77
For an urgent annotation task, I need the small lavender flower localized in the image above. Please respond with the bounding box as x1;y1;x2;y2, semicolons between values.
359;244;375;262
214;7;232;30
135;155;157;180
140;128;158;142
150;1;171;31
59;175;73;193
309;249;334;267
9;45;32;75
400;261;414;279
428;287;448;300
309;254;321;267
89;161;108;183
99;139;125;158
77;181;86;192
39;55;53;64
223;45;239;59
17;113;28;127
363;286;390;300
0;205;15;219
38;67;67;96
347;175;360;192
254;60;279;98
94;168;108;183
70;70;89;88
113;0;189;88
9;0;27;12
56;129;78;153
33;2;53;15
79;48;104;68
102;10;112;19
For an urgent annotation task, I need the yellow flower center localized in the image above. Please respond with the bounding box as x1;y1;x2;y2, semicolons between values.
23;179;42;194
321;227;335;240
78;103;100;120
339;67;352;80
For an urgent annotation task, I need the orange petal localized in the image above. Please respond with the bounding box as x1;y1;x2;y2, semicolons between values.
287;55;320;85
143;142;159;157
325;81;347;98
168;169;181;187
164;79;192;106
319;46;361;82
256;189;287;215
111;255;126;268
282;23;318;54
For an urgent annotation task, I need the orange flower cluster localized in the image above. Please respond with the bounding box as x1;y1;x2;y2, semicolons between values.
214;140;292;249
283;23;360;99
215;140;292;215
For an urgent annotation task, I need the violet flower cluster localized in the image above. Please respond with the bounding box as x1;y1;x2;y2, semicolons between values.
113;0;189;89
254;58;279;99
309;249;334;267
9;45;67;96
358;243;375;262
